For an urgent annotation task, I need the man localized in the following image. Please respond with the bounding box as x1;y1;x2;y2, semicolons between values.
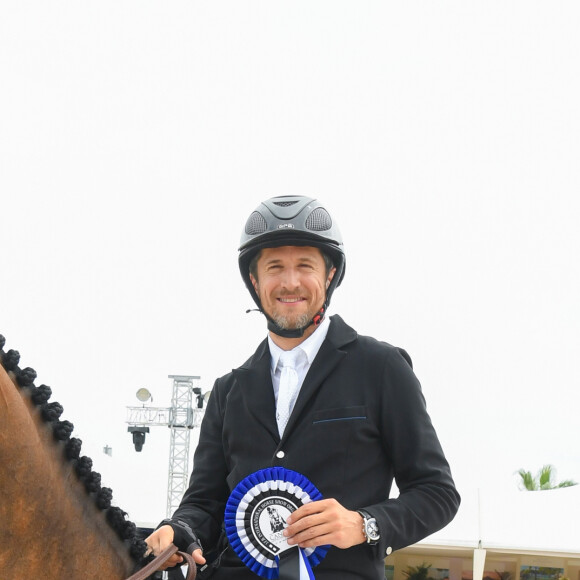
146;195;460;579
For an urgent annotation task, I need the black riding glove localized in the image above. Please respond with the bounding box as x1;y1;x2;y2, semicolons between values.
157;518;203;555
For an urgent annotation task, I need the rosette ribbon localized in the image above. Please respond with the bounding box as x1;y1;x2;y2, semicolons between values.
225;467;329;579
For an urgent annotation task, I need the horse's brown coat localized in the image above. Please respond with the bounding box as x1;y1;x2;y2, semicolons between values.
0;364;135;579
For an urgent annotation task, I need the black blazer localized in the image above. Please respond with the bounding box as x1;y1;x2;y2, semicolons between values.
173;315;460;579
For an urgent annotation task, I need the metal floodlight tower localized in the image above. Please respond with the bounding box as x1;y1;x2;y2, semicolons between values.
167;375;203;516
126;374;204;517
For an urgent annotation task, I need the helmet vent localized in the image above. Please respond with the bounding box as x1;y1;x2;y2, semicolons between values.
273;201;298;207
245;211;268;235
305;207;332;231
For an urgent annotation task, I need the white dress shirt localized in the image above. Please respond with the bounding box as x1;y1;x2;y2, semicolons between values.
268;315;331;412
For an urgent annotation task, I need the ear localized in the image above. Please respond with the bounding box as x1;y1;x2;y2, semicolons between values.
249;273;259;292
326;267;337;289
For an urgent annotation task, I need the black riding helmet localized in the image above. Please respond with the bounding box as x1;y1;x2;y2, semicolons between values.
239;195;346;338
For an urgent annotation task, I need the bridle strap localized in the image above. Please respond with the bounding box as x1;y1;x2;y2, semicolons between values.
125;544;197;580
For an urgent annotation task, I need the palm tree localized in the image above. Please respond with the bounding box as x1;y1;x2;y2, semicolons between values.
402;563;435;580
516;465;577;491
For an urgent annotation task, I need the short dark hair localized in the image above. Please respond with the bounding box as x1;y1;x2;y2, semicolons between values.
249;248;334;281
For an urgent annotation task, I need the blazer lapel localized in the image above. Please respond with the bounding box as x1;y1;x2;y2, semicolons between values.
282;315;357;439
232;339;280;443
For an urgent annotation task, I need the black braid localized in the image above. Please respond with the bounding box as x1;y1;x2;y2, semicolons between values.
41;401;64;422
106;507;138;541
17;366;37;387
96;487;113;510
53;419;75;441
31;384;53;405
2;349;20;372
83;471;102;494
123;520;137;541
130;537;150;561
75;455;93;479
65;437;83;460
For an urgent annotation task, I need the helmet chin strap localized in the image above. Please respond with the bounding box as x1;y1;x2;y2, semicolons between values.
267;304;327;338
248;303;328;339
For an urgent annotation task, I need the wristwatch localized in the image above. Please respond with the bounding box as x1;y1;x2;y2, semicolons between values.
357;510;380;545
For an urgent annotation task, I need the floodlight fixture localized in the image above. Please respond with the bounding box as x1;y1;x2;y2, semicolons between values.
128;426;150;452
136;388;152;403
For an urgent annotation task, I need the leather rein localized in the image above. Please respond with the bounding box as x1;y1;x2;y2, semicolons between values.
126;545;197;580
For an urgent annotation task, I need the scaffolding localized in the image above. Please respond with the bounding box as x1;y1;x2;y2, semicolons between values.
126;374;204;517
166;375;203;516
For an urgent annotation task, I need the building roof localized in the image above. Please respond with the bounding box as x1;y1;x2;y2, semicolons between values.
421;485;580;556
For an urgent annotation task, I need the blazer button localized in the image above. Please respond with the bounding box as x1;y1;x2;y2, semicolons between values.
276;451;285;459
386;547;392;556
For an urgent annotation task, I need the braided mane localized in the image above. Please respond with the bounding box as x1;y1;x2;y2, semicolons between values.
0;334;150;579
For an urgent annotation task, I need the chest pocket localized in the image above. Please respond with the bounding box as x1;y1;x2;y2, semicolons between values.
312;405;367;424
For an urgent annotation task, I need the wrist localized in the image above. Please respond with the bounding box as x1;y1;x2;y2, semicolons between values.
355;511;366;544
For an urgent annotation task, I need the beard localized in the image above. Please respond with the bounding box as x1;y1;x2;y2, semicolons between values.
270;310;312;330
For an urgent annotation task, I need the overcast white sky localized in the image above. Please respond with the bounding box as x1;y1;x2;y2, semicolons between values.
1;2;579;547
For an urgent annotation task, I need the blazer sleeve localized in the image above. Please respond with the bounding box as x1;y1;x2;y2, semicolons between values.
364;347;460;556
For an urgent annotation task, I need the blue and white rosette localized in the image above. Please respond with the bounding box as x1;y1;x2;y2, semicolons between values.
225;467;329;579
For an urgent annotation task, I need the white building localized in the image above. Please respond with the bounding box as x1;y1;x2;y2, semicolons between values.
389;486;580;580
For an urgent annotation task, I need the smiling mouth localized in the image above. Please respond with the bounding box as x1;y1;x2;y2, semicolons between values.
277;297;305;304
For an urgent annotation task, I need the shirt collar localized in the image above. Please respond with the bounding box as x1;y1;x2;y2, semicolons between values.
268;315;331;373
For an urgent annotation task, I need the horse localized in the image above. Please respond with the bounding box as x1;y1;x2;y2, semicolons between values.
0;334;195;580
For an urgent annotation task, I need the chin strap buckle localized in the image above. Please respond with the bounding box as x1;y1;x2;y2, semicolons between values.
312;306;326;326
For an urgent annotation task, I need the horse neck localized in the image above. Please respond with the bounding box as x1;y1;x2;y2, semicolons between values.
0;364;135;580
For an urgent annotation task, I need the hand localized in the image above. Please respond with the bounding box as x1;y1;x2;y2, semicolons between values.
283;498;366;550
145;525;206;570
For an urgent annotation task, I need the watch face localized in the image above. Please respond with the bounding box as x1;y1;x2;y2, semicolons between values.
366;518;380;540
